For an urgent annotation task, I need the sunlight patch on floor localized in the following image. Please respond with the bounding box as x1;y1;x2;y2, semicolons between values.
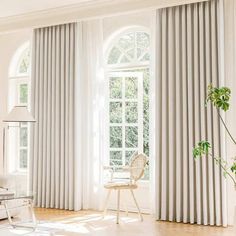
38;213;140;235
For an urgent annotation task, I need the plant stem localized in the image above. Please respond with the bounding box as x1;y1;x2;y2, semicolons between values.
208;153;236;186
217;110;236;145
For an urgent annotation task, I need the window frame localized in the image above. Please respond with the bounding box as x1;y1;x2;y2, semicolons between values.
8;43;31;174
105;28;150;179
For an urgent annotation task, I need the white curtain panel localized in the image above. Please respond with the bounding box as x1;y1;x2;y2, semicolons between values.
30;23;80;210
76;20;107;210
154;0;227;226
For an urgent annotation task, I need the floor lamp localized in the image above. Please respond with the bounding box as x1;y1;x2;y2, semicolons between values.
2;106;36;174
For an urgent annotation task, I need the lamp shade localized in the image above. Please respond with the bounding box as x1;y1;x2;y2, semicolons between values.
3;106;36;123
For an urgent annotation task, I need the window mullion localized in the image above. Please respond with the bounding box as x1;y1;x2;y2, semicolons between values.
116;45;133;63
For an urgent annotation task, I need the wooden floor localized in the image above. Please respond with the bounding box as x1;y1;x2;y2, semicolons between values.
1;208;236;235
33;208;236;236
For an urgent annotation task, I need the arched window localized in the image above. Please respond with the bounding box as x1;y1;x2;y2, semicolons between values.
106;28;150;179
8;42;31;173
107;31;150;65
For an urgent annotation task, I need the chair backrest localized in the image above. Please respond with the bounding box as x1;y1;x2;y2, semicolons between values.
129;153;148;182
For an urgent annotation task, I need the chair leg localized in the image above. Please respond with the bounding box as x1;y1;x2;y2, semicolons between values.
103;189;112;218
130;189;143;221
116;189;121;224
123;192;129;216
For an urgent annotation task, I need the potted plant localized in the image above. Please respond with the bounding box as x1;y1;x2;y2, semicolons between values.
193;84;236;189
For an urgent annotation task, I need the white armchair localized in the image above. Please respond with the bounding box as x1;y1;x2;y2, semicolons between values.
103;153;148;224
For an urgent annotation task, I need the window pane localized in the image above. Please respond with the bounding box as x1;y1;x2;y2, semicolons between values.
125;150;137;165
140;53;150;62
136;32;150;61
143;166;149;180
18;49;30;74
110;151;122;166
125;77;138;99
110;126;122;148
20;127;28;147
127;49;135;58
19;149;28;169
110;102;122;123
110;77;122;99
19;84;28;104
136;32;150;49
108;47;121;64
120;55;129;63
118;33;134;50
125;126;138;148
143;69;150;157
125;102;138;123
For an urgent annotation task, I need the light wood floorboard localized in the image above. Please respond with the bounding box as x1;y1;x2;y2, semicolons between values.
1;208;235;235
34;208;236;236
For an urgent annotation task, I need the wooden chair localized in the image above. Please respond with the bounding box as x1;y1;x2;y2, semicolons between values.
103;153;148;224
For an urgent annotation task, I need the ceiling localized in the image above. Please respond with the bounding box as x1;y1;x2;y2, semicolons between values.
0;0;100;18
0;0;207;33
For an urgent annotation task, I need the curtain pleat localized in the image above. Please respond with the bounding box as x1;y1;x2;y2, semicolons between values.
155;0;227;226
30;23;77;210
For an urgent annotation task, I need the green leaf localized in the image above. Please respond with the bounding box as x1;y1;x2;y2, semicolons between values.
193;141;211;159
206;84;231;111
230;162;236;174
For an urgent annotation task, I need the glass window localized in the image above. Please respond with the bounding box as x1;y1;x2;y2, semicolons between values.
107;31;150;66
107;30;150;180
110;78;122;99
19;149;28;169
19;84;28;104
110;102;122;123
17;48;30;75
8;43;30;173
110;126;122;148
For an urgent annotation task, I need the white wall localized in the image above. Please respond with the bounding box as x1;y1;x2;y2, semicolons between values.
0;29;31;173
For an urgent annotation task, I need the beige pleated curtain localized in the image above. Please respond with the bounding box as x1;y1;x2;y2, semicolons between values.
154;0;227;226
30;23;79;210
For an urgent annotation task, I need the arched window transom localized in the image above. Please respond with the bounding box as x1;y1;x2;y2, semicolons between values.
107;31;150;66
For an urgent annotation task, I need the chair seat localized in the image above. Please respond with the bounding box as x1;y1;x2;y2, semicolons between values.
104;181;137;190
